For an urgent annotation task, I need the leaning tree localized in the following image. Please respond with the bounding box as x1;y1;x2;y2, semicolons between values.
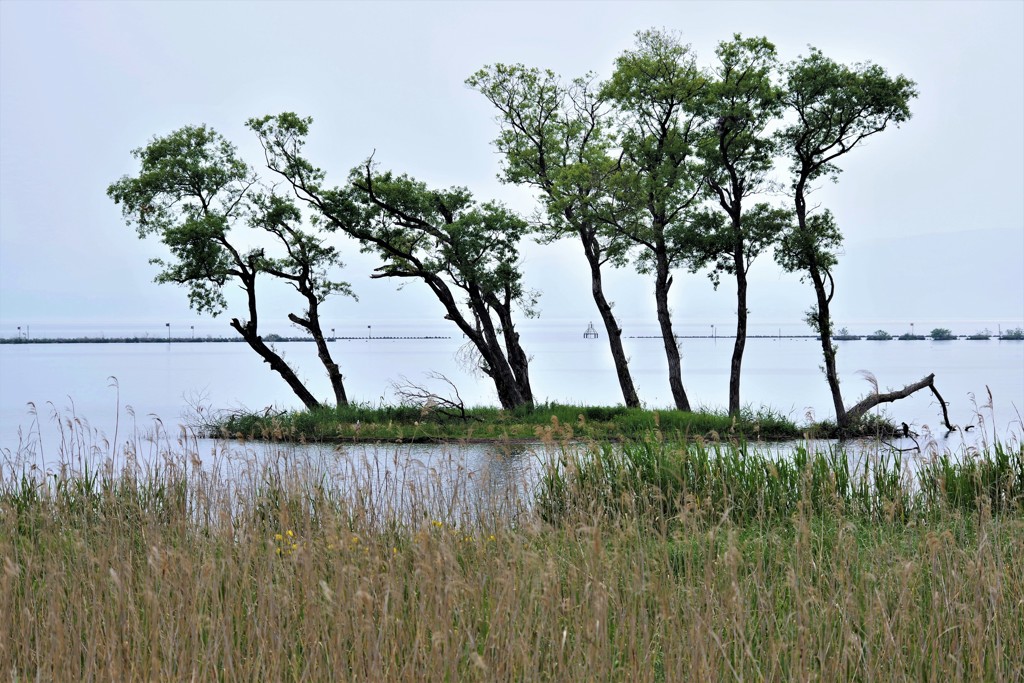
775;48;934;429
468;64;642;408
249;114;536;409
108;124;354;409
598;29;711;412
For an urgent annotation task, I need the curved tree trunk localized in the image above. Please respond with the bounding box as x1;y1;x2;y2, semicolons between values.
231;318;321;410
471;293;530;411
288;286;348;406
304;297;348;406
316;339;348;406
808;266;846;426
288;311;348;406
581;230;641;408
425;274;532;411
729;245;748;417
487;288;534;406
478;337;530;410
803;267;945;433
654;253;690;412
794;179;845;426
229;270;322;411
497;313;534;405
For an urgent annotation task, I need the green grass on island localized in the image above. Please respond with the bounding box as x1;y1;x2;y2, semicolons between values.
213;402;815;443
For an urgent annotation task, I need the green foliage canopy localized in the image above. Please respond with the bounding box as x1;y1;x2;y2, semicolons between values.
107;125;253;315
107;124;352;318
599;29;710;271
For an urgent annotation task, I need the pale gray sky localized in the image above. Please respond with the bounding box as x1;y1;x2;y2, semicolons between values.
1;0;1022;339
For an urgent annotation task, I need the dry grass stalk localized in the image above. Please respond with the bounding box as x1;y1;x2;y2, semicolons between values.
2;429;1022;681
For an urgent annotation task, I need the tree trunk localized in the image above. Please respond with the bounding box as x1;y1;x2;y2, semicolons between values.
426;275;532;410
793;179;844;427
729;254;748;417
808;267;846;426
480;341;530;410
500;318;534;405
488;289;534;406
287;289;347;406
470;292;530;411
230;318;321;410
581;230;641;408
305;296;348;406
289;311;348;406
654;253;691;411
317;343;348;407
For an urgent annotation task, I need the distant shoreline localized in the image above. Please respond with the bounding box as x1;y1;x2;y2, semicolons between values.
0;335;452;345
2;334;1021;345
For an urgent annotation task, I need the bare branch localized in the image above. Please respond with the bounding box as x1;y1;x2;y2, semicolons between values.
391;372;481;422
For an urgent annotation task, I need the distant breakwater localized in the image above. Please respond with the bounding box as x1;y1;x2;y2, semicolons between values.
0;335;452;345
4;334;1022;345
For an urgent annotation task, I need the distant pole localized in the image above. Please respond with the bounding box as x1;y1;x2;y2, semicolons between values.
331;327;336;341
17;326;20;340
911;322;914;337
166;322;170;343
368;325;372;340
711;324;715;340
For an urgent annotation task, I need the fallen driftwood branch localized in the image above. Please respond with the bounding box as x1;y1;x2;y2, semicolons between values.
844;372;957;433
845;373;935;425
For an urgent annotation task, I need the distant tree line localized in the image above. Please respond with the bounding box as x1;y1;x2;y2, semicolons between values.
109;29;962;428
836;327;1024;342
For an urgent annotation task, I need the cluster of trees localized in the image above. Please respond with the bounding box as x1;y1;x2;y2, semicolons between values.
857;327;1024;341
109;30;926;429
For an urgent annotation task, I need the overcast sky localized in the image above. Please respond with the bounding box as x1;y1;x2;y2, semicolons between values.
1;0;1022;339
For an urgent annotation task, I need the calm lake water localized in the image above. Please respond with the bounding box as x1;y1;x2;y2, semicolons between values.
1;329;1022;463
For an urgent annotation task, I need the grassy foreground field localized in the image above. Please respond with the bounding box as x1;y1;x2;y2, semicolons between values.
2;436;1022;681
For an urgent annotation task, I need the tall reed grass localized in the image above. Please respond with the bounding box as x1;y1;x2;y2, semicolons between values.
536;438;1024;526
2;417;1022;681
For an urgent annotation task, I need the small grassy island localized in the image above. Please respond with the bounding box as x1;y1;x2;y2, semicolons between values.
211;402;881;443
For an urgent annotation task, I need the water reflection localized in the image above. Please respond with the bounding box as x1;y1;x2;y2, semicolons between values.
1;415;549;526
3;404;1018;526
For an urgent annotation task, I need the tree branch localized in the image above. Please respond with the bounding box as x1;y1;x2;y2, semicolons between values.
391;372;481;422
929;380;956;433
844;373;935;425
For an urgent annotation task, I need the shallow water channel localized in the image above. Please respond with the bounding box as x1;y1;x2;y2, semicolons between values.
5;406;1015;525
